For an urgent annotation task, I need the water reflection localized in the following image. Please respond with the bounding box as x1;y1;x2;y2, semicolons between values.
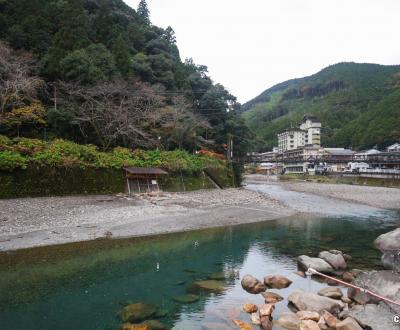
0;214;398;330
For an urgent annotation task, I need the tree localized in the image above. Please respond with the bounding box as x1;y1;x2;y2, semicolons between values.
58;80;166;150
60;44;117;84
44;0;90;78
0;43;44;115
137;0;150;24
112;34;131;77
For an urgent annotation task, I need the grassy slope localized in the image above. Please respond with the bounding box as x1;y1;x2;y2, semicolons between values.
242;62;400;150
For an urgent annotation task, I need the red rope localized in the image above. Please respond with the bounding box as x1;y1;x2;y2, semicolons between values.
307;267;400;307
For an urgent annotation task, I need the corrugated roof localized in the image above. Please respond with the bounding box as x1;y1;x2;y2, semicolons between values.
325;149;355;156
124;167;168;175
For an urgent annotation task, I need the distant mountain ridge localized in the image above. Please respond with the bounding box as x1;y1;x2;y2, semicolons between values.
241;62;400;150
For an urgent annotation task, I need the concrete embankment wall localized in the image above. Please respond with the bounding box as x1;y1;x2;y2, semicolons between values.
0;166;235;199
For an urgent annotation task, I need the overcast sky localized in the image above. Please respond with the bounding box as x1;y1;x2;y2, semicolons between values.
125;0;400;103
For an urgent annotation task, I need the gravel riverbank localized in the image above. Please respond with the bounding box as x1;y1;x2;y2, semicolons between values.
0;188;293;251
1;176;399;251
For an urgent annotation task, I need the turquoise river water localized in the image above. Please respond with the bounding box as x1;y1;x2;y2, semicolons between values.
0;211;399;330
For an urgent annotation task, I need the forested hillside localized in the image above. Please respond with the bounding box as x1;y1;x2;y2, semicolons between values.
242;62;400;151
0;0;252;158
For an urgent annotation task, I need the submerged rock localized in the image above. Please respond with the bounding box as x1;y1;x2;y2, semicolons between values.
172;294;199;304
143;320;167;330
193;280;225;292
119;303;157;323
336;317;363;330
232;319;252;330
241;274;266;294
275;311;300;330
318;287;343;299
202;323;232;330
207;271;226;280
297;255;333;273
264;275;292;289
318;251;347;270
261;291;284;303
288;290;344;314
340;302;397;330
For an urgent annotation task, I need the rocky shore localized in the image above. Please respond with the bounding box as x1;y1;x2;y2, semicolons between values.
229;227;400;330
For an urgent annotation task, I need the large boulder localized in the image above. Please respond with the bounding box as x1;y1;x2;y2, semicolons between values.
296;311;320;321
275;312;300;330
241;274;266;294
297;255;333;273
264;275;292;289
340;302;398;330
318;251;347;270
374;227;400;252
374;228;400;271
288;290;344;314
347;270;400;312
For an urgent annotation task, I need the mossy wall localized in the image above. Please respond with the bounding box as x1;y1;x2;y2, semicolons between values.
0;166;234;199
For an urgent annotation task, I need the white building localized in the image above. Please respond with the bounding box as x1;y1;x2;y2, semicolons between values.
278;128;305;152
277;116;321;152
387;143;400;152
299;115;322;146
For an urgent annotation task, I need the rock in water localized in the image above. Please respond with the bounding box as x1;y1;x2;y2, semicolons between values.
119;303;157;323
288;290;344;314
241;274;266;294
342;271;355;283
259;303;275;317
242;303;258;313
318;251;347;270
340;303;397;330
381;250;400;272
260;316;272;330
276;312;300;330
264;275;292;289
251;312;261;325
172;294;199;304
299;319;320;330
207;271;226;280
193;280;225;292
318;287;343;299
336;317;363;330
374;227;400;251
296;310;320;321
297;255;333;273
261;291;284;303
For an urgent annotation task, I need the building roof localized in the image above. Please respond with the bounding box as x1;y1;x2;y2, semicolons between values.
124;167;168;175
354;149;381;155
302;115;320;122
387;143;400;149
324;148;355;156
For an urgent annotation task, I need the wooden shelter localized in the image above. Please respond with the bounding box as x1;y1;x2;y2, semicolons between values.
124;167;168;195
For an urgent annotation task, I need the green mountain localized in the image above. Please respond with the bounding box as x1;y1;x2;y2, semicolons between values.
241;62;400;151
